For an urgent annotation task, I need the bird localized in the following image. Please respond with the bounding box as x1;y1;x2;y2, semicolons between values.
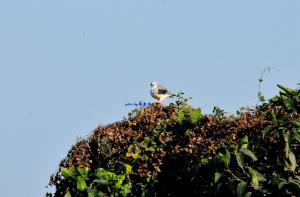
150;81;175;103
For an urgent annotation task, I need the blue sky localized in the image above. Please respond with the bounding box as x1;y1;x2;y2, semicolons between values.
0;1;299;196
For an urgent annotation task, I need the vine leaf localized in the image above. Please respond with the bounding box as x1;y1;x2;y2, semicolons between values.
77;175;87;191
237;181;247;197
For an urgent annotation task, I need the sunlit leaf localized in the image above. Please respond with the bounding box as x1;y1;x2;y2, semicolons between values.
115;175;125;188
288;151;297;172
239;136;248;149
64;191;72;197
77;175;87;191
223;149;231;168
176;109;185;123
231;144;239;153
191;108;202;124
76;167;90;179
132;152;139;160
95;168;116;179
94;177;110;186
214;172;222;184
125;164;132;175
60;167;75;179
235;152;244;172
277;84;295;96
119;182;132;196
247;167;259;190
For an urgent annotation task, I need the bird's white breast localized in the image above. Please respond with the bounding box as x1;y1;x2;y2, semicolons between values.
150;87;160;99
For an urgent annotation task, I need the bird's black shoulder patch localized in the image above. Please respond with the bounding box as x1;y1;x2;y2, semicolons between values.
158;89;168;94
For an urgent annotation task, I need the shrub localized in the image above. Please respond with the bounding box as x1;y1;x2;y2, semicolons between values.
47;84;300;197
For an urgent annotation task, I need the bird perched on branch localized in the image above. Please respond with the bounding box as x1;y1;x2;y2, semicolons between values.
150;81;175;103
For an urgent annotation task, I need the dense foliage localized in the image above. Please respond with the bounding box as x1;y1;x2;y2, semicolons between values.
47;84;300;197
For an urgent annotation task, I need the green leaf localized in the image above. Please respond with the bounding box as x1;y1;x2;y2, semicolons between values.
247;167;259;190
87;188;97;197
201;158;210;166
244;192;252;197
292;118;300;127
214;172;222;184
231;144;239;153
271;111;277;123
76;167;90;179
283;98;293;111
77;175;87;191
115;175;125;188
239;136;248;149
60;167;75;179
223;149;231;168
95;168;115;179
119;182;132;197
288;151;297;172
288;179;300;190
125;164;132;175
94;168;119;186
236;181;247;197
215;183;223;194
294;131;300;143
191;108;202;124
64;191;72;197
240;148;258;161
246;167;266;190
235;152;245;172
256;171;267;182
263;125;273;140
94;177;110;186
132;152;139;160
176;109;186;123
277;84;295;96
283;132;290;158
278;181;287;190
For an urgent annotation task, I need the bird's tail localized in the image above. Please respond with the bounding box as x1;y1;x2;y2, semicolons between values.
168;93;176;98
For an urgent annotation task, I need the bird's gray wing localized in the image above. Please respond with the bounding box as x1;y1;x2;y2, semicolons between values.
157;84;168;94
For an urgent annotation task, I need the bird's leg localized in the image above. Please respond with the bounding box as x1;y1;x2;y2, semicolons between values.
154;99;161;105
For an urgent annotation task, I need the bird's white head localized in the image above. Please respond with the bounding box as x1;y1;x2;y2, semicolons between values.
150;81;158;87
